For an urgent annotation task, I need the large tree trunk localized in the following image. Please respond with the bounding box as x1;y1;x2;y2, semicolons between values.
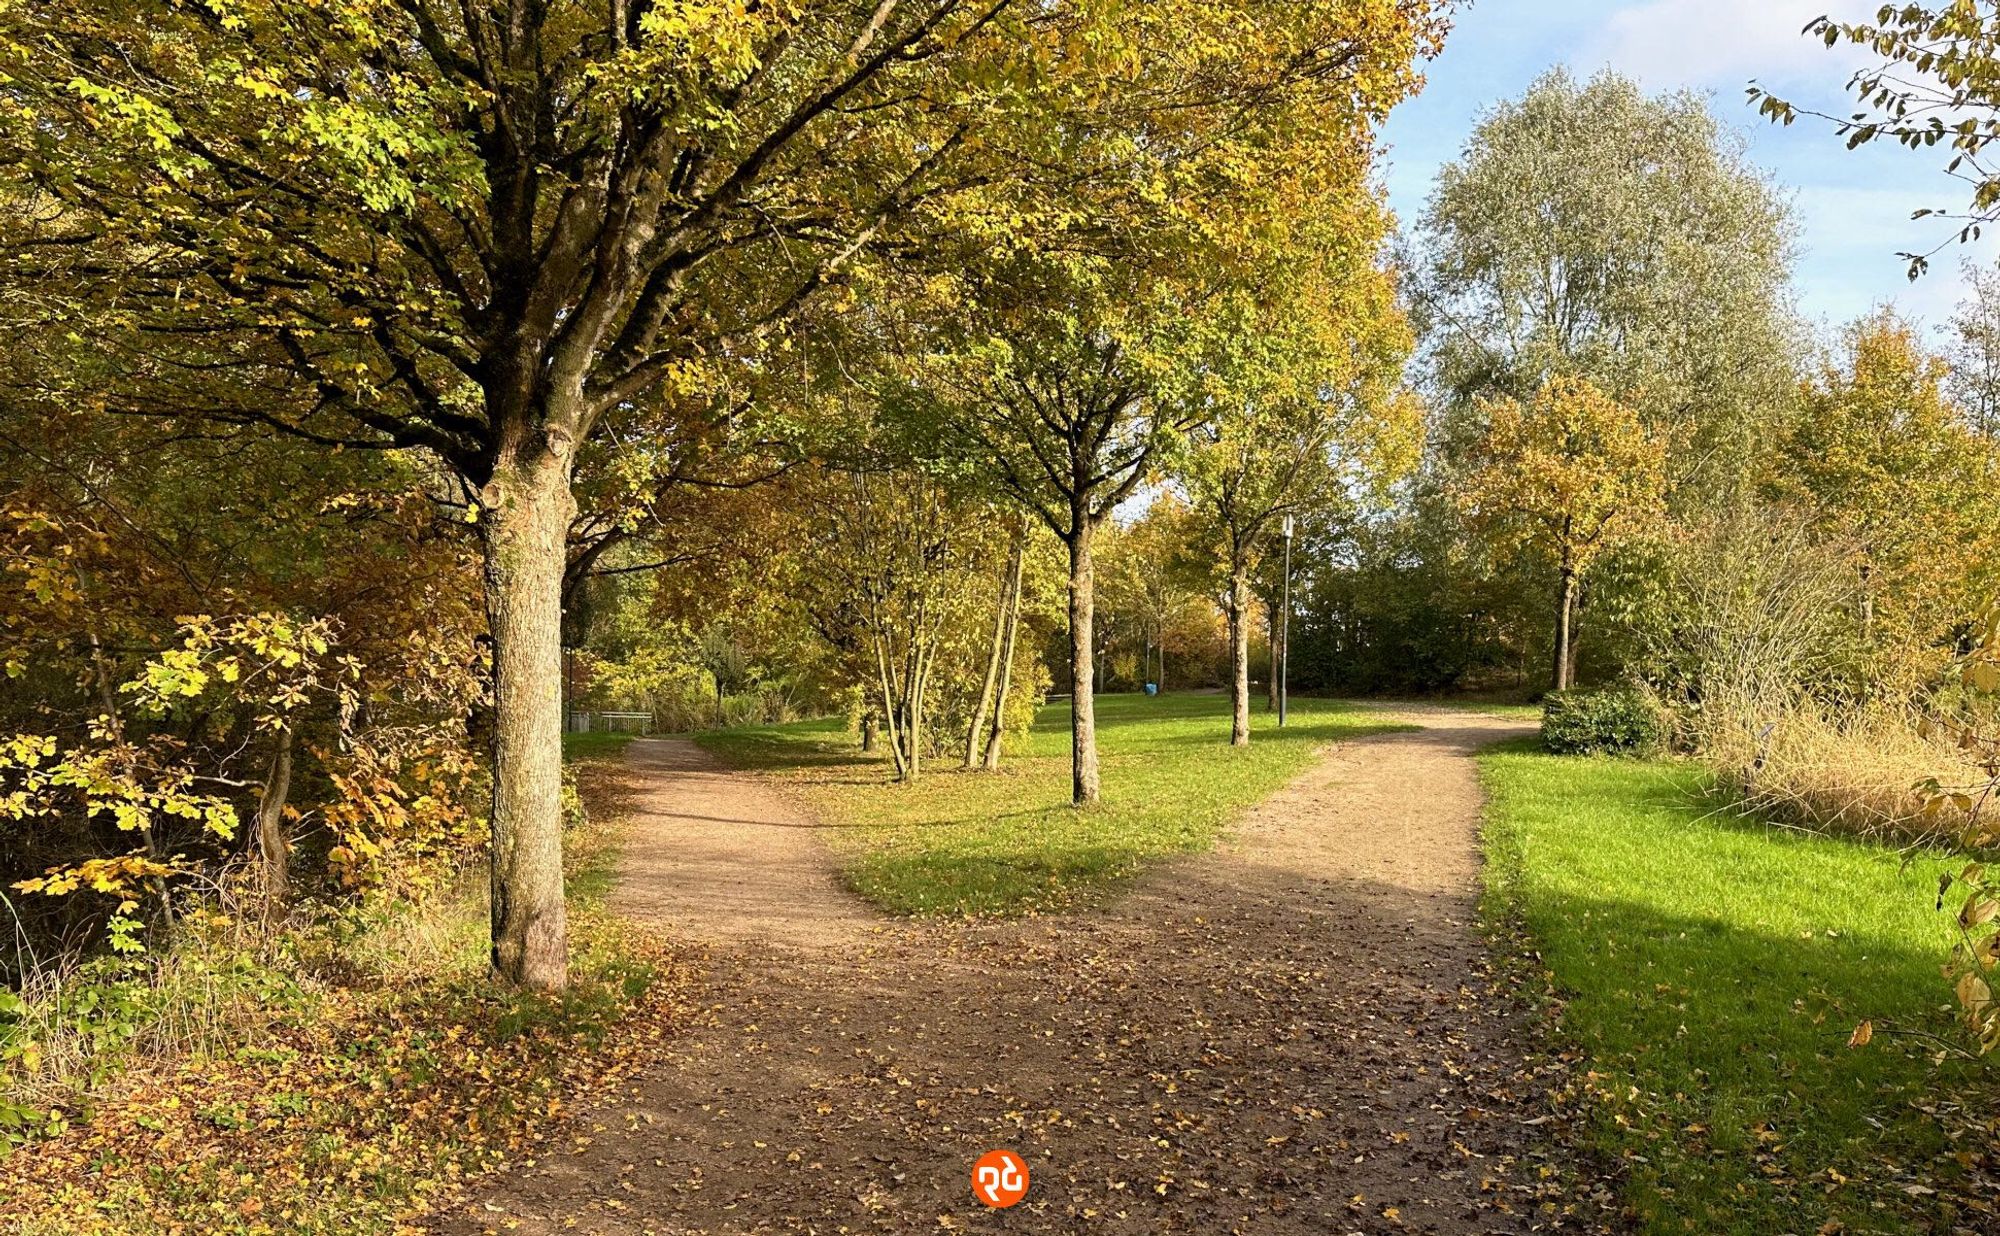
253;727;294;910
1227;554;1251;747
1551;563;1577;694
983;563;1024;771
1068;528;1101;805
480;448;573;992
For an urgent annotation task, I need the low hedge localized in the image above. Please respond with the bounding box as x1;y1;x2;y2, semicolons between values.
1542;685;1665;756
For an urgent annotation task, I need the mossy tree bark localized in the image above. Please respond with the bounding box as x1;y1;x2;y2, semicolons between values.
479;435;574;993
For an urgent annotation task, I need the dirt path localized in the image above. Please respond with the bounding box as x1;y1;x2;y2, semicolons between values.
441;709;1544;1236
607;738;875;948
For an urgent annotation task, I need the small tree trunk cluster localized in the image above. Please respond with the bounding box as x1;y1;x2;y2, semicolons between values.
983;571;1024;771
965;539;1026;769
870;614;943;783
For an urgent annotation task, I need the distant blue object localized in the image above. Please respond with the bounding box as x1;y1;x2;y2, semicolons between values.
1144;683;1158;696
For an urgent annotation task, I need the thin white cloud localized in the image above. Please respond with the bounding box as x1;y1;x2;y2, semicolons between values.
1581;0;1873;90
1790;184;2000;329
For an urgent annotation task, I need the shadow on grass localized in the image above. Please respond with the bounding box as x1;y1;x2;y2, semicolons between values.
1506;887;1989;1234
1086;717;1412;753
1479;742;1999;1233
691;693;1421;916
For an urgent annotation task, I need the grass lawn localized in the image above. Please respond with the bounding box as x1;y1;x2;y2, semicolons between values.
697;692;1403;916
563;729;637;761
1395;697;1543;723
1480;740;1996;1234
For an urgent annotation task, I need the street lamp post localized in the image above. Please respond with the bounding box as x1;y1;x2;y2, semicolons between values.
1279;514;1293;728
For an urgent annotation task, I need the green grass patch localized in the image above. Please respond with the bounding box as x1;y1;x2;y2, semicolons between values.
562;729;636;762
1394;697;1543;722
1479;740;1996;1234
698;692;1403;916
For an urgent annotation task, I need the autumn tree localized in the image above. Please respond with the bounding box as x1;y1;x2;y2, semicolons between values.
1949;259;2000;436
1177;217;1420;746
1418;69;1797;505
0;1;1183;987
900;5;1440;802
1454;376;1667;693
0;398;485;951
785;468;998;782
1771;313;2000;691
1095;498;1217;695
962;527;1026;769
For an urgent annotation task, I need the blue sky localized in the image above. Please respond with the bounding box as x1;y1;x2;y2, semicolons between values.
1380;0;2000;337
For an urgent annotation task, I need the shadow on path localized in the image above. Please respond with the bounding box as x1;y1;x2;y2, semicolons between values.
438;709;1546;1235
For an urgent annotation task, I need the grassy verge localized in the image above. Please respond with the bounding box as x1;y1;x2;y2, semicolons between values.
1479;739;1998;1234
697;691;1403;916
561;729;637;761
0;745;694;1235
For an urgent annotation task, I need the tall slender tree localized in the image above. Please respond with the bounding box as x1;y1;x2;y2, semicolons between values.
1179;198;1419;746
897;3;1442;800
1452;376;1667;693
1418;69;1797;508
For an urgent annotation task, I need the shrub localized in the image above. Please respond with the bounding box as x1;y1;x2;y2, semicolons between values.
561;765;588;830
1542;685;1665;755
1698;695;1975;842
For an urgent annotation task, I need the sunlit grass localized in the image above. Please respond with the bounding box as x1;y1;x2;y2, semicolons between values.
698;692;1404;916
1480;740;1995;1234
561;730;637;762
1389;697;1543;722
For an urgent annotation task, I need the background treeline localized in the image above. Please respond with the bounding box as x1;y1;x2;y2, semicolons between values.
579;68;2000;858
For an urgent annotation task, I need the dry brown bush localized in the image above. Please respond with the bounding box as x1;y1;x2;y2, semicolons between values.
1696;691;1981;842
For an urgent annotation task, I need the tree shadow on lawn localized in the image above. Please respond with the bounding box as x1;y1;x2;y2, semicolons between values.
701;702;1407;782
1504;884;1997;1233
1086;716;1413;753
693;721;869;771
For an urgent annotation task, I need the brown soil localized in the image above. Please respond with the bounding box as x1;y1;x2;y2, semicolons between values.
437;708;1547;1236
